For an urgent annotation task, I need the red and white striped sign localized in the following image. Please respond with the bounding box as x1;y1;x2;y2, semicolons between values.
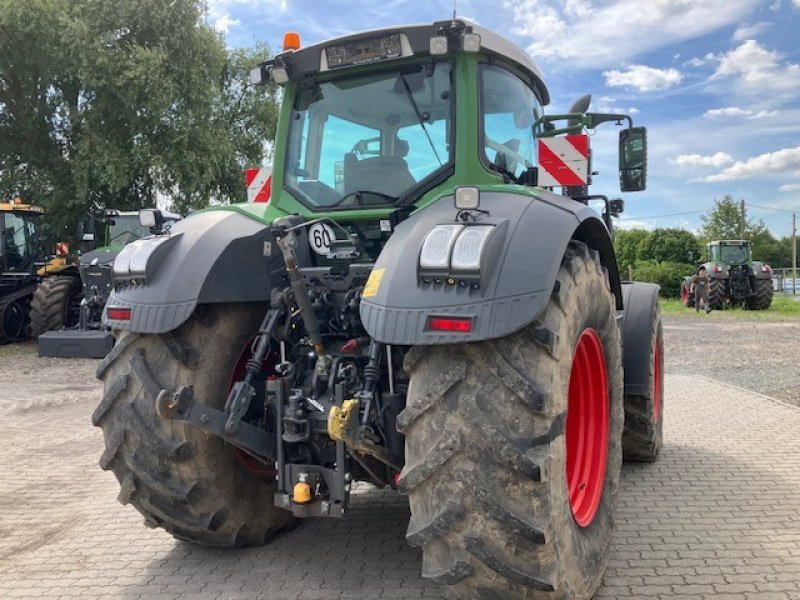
538;134;589;187
55;242;70;256
245;167;272;203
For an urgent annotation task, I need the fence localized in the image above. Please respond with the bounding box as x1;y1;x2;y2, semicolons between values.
772;269;799;294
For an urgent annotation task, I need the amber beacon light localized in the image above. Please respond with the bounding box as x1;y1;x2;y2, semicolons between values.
283;32;301;51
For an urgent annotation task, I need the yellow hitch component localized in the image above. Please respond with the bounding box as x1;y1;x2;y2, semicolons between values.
293;475;313;504
36;255;69;277
327;398;359;442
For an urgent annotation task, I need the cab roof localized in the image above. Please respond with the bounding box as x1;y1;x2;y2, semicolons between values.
274;19;550;105
0;201;44;214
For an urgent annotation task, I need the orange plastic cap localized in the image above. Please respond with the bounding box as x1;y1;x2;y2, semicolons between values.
283;32;301;51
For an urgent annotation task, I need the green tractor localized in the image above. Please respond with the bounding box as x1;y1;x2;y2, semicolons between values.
35;209;180;357
681;240;773;310
93;21;663;599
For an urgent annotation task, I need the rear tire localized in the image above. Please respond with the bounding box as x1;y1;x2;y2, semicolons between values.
747;279;773;310
680;282;692;307
29;274;82;337
622;303;664;462
92;303;294;546
708;279;726;310
399;241;623;599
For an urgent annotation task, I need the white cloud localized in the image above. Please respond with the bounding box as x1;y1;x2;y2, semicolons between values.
778;183;800;192
206;0;288;37
670;152;734;168
615;218;655;231
506;0;762;68
732;21;770;41
712;39;800;93
702;146;800;182
594;96;639;115
213;13;240;33
704;107;778;119
604;65;683;92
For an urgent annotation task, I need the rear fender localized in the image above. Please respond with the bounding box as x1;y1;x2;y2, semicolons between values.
103;210;293;333
360;190;622;345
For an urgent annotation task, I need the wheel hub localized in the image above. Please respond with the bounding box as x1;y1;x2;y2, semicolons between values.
565;328;609;528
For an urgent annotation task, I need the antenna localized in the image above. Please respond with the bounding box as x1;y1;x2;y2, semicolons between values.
453;0;457;19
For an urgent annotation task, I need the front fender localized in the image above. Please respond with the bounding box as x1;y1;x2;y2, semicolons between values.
360;190;617;345
104;210;287;333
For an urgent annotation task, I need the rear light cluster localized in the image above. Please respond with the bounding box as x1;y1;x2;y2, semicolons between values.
427;316;472;333
106;307;131;321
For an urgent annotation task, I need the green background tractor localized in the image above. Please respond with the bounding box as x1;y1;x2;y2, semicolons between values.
36;209;180;357
92;21;663;599
681;240;773;310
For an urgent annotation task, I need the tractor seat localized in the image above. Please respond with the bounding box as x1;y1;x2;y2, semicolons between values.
344;140;416;198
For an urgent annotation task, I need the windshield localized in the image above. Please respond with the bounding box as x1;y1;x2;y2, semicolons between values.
285;61;453;209
106;214;177;246
718;244;751;264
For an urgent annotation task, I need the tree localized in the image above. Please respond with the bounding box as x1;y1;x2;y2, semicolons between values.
0;0;278;236
614;228;649;269
700;194;746;240
638;228;701;265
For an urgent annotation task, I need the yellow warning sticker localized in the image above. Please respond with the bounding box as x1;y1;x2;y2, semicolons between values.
363;268;385;298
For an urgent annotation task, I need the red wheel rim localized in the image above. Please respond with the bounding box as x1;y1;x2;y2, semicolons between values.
565;328;609;528
228;339;278;479
680;285;688;304
652;335;662;422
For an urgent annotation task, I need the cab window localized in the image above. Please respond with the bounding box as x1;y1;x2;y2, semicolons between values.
480;64;542;179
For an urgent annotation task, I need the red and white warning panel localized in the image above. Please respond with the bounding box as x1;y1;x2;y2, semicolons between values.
245;167;272;203
538;134;589;187
55;242;70;256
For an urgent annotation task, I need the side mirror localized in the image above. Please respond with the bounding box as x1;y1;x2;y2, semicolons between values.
619;126;647;192
78;216;96;242
609;198;625;217
140;209;164;232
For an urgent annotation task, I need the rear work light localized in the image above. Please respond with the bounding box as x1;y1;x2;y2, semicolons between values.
107;307;131;321
427;316;472;332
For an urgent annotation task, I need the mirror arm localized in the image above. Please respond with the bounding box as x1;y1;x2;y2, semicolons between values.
586;113;633;129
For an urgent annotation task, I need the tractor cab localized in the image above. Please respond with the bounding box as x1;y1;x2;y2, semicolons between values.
0;198;42;277
249;20;646;227
707;240;752;266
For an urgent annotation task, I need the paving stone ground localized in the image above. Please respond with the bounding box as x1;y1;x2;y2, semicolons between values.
0;318;799;599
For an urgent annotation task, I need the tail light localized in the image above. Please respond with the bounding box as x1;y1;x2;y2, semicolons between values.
107;307;131;321
427;316;472;332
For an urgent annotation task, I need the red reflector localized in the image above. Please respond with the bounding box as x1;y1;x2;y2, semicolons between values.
428;316;472;332
107;307;131;321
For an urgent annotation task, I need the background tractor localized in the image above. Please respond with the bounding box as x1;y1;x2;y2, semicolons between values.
681;240;773;310
36;208;180;357
0;197;45;343
93;21;663;599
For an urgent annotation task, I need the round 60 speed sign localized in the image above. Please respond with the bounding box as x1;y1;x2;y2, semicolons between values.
308;222;336;256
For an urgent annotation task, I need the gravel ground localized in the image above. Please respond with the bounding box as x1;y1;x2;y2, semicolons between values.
663;315;800;405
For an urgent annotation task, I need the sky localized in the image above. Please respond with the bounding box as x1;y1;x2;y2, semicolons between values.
206;0;800;237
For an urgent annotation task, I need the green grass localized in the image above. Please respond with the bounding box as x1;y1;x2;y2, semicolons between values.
660;294;800;320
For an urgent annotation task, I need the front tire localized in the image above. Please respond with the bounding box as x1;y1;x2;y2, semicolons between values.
622;302;664;462
399;242;624;599
29;274;82;337
92;303;294;546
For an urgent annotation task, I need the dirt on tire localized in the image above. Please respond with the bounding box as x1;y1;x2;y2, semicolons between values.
398;241;624;599
29;274;82;338
92;303;294;546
